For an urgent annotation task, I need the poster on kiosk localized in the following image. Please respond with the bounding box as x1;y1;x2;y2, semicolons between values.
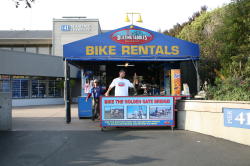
101;96;174;128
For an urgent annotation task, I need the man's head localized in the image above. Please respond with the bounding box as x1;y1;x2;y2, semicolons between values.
119;69;126;78
93;79;99;86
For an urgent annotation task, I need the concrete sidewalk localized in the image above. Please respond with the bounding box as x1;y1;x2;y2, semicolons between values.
12;104;100;131
0;104;249;166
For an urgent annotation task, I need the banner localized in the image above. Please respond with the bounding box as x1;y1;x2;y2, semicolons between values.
101;96;174;127
64;25;200;61
171;69;181;95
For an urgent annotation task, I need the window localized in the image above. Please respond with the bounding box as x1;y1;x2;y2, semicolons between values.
32;80;47;98
0;47;12;50
0;75;11;92
12;79;29;98
26;47;37;54
38;47;50;55
13;47;25;52
48;80;62;97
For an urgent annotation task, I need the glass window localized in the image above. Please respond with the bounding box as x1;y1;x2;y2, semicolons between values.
0;75;11;92
48;80;62;97
26;47;37;54
13;47;25;52
30;78;63;98
1;80;11;92
12;79;29;98
0;47;12;50
38;47;50;55
32;80;47;98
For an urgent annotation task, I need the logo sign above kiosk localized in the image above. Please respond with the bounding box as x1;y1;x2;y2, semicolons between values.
111;28;153;45
63;25;200;61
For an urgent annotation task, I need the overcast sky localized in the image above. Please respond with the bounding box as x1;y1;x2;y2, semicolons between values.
0;0;230;31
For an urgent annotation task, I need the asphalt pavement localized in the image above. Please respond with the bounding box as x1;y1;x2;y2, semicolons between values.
0;105;249;166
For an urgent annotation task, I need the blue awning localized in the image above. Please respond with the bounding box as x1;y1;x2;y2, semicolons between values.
63;25;199;62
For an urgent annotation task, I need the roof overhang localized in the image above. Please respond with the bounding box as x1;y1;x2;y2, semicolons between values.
63;25;200;62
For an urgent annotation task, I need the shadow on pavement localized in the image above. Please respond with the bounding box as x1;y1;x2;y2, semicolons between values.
0;130;161;166
2;108;250;166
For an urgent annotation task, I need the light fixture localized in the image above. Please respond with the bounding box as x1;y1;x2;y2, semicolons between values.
125;14;130;22
117;63;135;67
125;12;143;25
136;14;143;23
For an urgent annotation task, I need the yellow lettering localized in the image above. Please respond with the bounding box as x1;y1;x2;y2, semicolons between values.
86;45;178;56
164;46;171;55
95;46;99;55
122;46;130;55
131;46;138;55
139;46;148;55
86;46;94;55
148;45;156;55
155;46;164;55
109;46;116;55
99;46;107;55
171;46;179;55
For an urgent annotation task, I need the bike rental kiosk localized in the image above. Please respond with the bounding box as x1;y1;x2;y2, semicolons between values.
63;25;200;130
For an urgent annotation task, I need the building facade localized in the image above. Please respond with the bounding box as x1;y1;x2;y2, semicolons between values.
0;18;101;106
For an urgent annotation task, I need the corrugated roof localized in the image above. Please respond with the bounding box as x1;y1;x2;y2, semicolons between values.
0;30;109;39
0;49;78;78
0;48;57;58
0;30;52;39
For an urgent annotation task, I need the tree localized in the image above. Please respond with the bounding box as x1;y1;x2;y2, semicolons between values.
164;0;250;100
207;0;250;101
214;0;250;78
163;6;207;37
176;7;225;84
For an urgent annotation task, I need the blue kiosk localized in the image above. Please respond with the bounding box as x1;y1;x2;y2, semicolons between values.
63;25;200;125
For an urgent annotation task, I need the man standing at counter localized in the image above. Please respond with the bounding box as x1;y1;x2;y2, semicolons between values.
105;69;135;96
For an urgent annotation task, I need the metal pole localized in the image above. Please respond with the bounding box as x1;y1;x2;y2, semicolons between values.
195;61;200;93
81;69;85;96
132;13;134;25
64;60;71;123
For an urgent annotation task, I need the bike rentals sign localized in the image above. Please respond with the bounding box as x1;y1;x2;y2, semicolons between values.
63;25;200;61
100;96;174;128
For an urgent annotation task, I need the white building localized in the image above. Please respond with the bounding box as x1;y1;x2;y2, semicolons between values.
0;18;102;106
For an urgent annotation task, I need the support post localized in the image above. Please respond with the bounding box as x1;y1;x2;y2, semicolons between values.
65;60;71;124
195;61;200;93
81;69;84;96
163;63;171;96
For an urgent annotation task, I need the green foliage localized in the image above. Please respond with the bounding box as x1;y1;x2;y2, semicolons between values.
208;0;250;101
164;0;250;101
207;77;250;101
215;0;250;78
163;6;207;37
177;7;225;84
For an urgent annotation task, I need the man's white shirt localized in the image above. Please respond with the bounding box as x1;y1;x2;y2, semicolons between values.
109;78;134;96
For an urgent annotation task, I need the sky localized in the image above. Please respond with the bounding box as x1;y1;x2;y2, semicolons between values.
0;0;231;32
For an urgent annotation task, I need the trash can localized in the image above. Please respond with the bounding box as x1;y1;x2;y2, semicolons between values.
78;96;92;118
0;92;12;131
